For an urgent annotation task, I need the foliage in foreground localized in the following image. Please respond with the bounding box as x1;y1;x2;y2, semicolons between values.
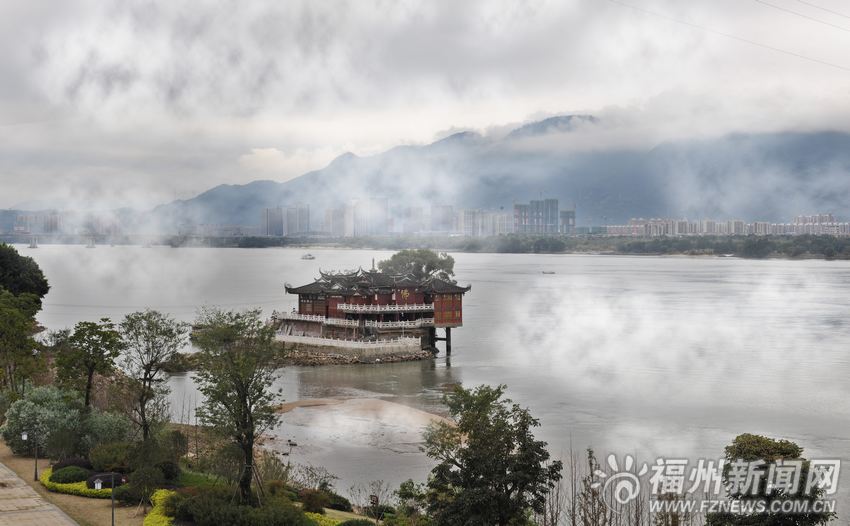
0;385;131;458
422;384;562;526
193;307;282;504
706;433;835;526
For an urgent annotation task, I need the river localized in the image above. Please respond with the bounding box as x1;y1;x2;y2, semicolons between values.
19;244;850;504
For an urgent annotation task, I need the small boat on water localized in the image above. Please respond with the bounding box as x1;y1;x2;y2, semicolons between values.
542;271;556;274
301;253;316;260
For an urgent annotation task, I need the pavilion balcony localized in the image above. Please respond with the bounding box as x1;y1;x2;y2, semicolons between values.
279;312;434;329
278;311;435;329
279;312;359;327
338;303;434;313
366;318;434;329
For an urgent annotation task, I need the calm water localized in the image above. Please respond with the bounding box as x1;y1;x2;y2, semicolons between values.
20;245;850;503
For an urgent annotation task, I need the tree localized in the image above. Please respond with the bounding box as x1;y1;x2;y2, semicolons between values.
193;308;281;504
56;318;123;408
378;249;456;281
0;244;49;300
0;289;43;396
422;384;562;526
706;433;835;526
120;310;189;441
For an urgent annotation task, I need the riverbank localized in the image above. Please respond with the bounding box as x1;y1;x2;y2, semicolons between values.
8;234;850;259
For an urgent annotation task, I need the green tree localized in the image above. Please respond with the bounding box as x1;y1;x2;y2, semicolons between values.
192;308;282;504
0;244;50;300
378;249;456;281
706;433;835;526
120;310;189;441
0;289;43;396
422;384;562;526
56;318;123;408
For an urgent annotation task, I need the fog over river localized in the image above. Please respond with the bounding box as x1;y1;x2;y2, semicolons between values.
20;245;850;504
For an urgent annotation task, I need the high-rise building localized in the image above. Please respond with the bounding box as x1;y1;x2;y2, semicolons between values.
261;207;284;236
559;209;576;234
323;207;346;237
514;198;559;234
285;205;310;235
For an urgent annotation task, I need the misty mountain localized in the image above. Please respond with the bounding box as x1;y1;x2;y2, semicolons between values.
151;117;850;228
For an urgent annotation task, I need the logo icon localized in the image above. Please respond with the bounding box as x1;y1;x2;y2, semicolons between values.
592;454;648;510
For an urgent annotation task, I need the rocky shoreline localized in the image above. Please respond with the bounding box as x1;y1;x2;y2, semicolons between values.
163;346;435;372
279;348;435;366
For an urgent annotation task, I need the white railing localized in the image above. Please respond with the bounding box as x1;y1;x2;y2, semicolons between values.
275;334;421;349
338;303;434;313
365;318;435;329
280;313;326;323
277;312;434;329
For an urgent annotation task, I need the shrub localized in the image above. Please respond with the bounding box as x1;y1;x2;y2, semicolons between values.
306;513;344;526
299;488;329;513
113;484;135;504
131;466;166;504
80;411;132;454
266;479;298;501
159;429;189;462
337;520;375;526
176;491;314;526
156;460;181;481
86;472;127;489
40;467;112;499
143;489;175;526
323;489;353;512
49;466;91;484
52;457;93;471
366;504;396;519
0;386;82;456
90;441;131;473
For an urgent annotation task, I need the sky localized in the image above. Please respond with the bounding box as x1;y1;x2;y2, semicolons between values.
2;0;850;210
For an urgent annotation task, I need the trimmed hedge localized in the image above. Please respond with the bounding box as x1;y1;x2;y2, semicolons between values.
40;468;113;499
143;489;175;526
305;512;343;526
49;466;91;484
52;457;93;471
337;520;374;526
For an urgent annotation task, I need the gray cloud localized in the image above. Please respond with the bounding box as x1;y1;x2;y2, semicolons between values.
1;0;850;209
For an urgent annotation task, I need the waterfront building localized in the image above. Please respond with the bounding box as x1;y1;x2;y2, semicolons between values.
280;268;470;352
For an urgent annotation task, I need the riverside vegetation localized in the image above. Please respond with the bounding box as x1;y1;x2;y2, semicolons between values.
0;244;839;525
163;233;850;259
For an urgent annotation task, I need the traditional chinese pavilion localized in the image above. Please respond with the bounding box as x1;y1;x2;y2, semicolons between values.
279;268;471;353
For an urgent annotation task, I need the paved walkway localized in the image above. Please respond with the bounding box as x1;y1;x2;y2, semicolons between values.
0;463;77;525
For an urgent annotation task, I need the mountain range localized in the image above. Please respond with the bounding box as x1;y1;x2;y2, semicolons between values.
148;115;850;229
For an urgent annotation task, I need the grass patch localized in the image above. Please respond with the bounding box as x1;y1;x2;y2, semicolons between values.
176;468;222;489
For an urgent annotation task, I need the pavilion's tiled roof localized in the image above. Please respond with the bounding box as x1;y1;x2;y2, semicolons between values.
285;268;470;295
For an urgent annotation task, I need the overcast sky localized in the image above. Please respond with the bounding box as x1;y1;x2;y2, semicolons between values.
2;0;849;210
